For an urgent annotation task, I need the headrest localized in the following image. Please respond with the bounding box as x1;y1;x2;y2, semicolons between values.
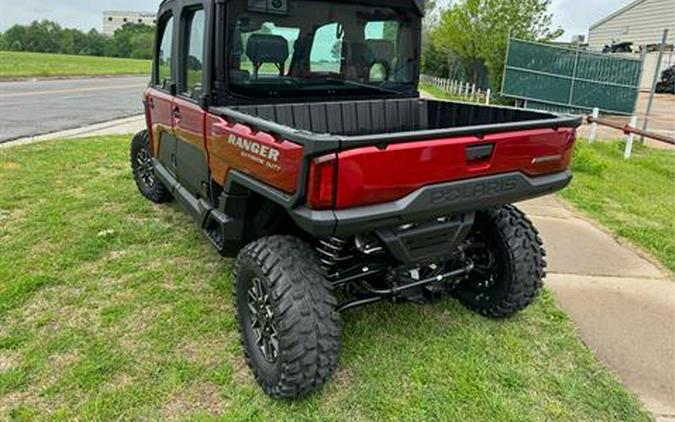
246;34;289;65
348;42;374;65
366;40;395;64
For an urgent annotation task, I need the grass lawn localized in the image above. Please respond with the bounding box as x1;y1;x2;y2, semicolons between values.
0;137;651;421
419;82;470;102
561;140;675;273
0;51;151;79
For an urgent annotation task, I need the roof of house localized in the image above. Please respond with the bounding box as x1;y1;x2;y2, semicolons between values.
589;0;648;30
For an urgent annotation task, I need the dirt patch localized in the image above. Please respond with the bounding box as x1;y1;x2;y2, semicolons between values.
0;161;20;171
161;382;229;420
0;353;17;372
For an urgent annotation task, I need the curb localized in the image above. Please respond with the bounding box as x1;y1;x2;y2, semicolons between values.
0;115;145;149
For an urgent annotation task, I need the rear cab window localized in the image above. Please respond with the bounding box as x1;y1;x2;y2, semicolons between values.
225;0;419;99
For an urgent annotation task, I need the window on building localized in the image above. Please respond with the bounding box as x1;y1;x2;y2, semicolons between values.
157;15;174;86
123;18;128;22
108;17;113;22
182;9;205;96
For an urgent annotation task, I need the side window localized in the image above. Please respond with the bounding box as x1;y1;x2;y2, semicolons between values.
310;23;343;74
157;16;174;86
364;21;399;81
183;9;206;96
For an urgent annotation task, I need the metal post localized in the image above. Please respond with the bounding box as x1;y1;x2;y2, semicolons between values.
641;29;669;143
486;88;491;105
625;114;638;159
568;43;581;107
589;107;599;143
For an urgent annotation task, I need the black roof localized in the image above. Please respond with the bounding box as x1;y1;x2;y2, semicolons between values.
159;0;425;15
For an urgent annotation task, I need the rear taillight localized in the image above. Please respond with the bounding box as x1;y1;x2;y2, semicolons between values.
307;154;338;210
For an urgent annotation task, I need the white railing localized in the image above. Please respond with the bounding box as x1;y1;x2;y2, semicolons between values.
420;74;491;105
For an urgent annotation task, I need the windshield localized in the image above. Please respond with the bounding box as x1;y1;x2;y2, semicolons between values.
226;0;420;99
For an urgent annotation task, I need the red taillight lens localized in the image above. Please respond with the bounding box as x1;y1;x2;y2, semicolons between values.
307;154;338;210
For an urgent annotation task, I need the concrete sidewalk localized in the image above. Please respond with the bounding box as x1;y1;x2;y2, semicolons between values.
518;196;675;421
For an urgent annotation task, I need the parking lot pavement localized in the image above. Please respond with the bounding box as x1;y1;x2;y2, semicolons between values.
0;76;148;143
518;196;675;420
576;93;675;149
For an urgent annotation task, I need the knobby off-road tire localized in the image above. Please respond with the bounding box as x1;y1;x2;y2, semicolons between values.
455;205;546;319
233;236;341;399
130;130;171;203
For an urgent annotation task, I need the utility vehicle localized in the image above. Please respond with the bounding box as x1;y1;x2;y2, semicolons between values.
131;0;581;399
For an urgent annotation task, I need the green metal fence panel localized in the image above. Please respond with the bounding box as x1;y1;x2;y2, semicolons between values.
502;39;643;115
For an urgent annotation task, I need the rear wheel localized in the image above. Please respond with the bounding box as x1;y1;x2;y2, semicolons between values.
455;205;546;318
233;236;341;399
130;130;171;203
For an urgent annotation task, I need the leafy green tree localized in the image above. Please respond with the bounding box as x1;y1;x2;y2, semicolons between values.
108;23;155;59
428;0;563;89
82;29;109;57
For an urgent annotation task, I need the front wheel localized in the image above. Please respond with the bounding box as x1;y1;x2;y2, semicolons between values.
233;236;341;399
130;130;171;203
454;205;546;319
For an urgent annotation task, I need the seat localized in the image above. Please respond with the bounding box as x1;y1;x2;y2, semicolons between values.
365;39;395;80
246;34;290;78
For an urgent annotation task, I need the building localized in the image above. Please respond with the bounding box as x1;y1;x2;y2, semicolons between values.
103;11;157;36
587;0;675;51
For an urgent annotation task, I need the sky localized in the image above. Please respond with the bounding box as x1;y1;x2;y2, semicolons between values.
0;0;635;41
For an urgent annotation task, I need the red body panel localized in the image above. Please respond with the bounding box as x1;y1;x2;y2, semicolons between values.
145;97;575;211
205;115;304;193
173;96;207;152
145;88;175;155
331;128;575;209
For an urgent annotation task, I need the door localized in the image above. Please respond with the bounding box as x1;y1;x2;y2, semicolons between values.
173;6;210;198
147;12;178;172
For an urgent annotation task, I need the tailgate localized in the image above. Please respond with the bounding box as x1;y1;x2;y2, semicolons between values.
333;127;576;209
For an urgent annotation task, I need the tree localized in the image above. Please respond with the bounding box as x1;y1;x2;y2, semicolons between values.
108;23;155;59
428;0;563;89
82;29;109;57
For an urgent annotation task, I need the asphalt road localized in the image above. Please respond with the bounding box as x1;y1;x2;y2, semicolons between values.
0;76;149;143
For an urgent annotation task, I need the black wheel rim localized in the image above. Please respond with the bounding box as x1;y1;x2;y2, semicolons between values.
461;231;503;303
136;148;156;188
247;277;279;363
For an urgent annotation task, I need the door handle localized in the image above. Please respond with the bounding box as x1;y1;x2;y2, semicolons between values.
172;107;181;120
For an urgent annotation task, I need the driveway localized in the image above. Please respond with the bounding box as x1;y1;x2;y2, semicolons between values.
0;76;149;143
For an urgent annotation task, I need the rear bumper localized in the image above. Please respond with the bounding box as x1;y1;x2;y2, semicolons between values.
291;170;572;237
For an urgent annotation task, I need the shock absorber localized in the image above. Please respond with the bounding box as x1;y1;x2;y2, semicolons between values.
315;237;354;277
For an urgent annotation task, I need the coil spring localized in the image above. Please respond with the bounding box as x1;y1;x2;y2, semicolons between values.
316;237;354;275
